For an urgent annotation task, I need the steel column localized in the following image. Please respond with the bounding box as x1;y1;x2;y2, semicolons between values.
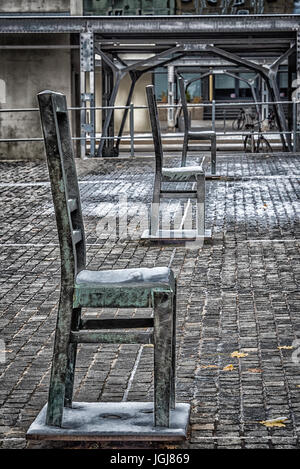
80;32;95;158
101;55;118;157
115;71;140;153
167;65;175;129
296;30;300;151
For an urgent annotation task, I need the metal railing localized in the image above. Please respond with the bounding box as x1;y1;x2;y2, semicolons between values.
0;99;299;155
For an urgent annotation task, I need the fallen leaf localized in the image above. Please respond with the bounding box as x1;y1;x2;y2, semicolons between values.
201;365;218;369
247;368;262;373
260;417;288;428
278;346;293;350
231;351;249;359
223;364;234;371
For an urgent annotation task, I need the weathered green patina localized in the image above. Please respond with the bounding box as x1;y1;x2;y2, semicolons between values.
36;89;178;432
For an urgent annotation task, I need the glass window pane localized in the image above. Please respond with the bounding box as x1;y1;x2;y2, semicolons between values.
182;74;202;99
215;74;235;90
154;71;168;101
239;72;255;89
279;72;288;88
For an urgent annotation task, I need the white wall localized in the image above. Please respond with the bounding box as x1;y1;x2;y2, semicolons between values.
0;34;72;160
95;71;152;134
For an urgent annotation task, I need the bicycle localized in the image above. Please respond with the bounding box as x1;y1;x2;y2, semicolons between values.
243;120;273;154
232;106;259;131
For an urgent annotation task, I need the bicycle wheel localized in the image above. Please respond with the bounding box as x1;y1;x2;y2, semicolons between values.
244;134;255;153
257;136;273;154
232;115;245;130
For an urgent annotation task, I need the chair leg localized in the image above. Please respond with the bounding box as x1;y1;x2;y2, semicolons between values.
211;135;217;175
181;135;189;167
152;290;173;427
46;288;74;427
150;177;161;236
64;307;81;407
170;285;176;410
196;173;205;237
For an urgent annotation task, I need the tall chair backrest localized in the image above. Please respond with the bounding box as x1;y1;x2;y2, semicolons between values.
178;77;189;133
146;85;163;175
37;90;86;286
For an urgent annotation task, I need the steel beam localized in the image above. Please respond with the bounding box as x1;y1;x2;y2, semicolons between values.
0;15;299;35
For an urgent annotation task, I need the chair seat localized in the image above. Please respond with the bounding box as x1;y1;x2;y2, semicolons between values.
74;267;175;308
162;165;204;181
76;266;174;288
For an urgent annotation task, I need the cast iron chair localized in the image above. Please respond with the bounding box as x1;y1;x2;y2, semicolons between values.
37;90;177;429
178;77;217;174
146;85;208;240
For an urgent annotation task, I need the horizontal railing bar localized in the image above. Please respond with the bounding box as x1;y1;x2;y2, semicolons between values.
0;100;298;113
0;131;296;143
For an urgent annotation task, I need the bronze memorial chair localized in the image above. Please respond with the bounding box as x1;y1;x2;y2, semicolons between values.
178;76;217;174
26;90;190;441
142;84;210;242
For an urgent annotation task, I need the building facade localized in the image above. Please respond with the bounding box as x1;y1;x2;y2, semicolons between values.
0;1;297;159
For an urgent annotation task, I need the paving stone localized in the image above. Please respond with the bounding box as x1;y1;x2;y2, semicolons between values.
0;154;299;449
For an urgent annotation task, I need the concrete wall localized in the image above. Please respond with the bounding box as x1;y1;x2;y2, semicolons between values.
0;34;72;160
0;1;70;13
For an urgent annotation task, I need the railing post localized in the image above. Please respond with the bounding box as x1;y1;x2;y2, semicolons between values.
212;100;216;132
293;99;298;153
130;103;134;158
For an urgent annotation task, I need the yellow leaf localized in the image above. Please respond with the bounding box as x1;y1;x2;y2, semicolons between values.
247;368;262;373
231;351;249;359
201;365;218;369
223;364;234;371
278;346;293;350
260;417;288;428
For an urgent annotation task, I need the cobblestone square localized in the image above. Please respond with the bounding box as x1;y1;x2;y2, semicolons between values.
0;152;299;449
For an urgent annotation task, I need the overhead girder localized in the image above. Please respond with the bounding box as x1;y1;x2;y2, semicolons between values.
202;43;296;151
177;68;260;115
95;44;185;157
96;40;295;156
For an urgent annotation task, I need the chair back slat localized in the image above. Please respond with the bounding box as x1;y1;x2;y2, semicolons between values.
178;77;189;132
146;85;163;174
37;90;86;284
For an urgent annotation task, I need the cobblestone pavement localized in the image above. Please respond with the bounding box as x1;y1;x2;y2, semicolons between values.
0;152;299;449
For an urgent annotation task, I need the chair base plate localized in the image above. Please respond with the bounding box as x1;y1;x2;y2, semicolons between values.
26;402;190;441
141;229;212;243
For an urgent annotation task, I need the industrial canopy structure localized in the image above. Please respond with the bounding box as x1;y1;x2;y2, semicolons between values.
0;14;299;157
